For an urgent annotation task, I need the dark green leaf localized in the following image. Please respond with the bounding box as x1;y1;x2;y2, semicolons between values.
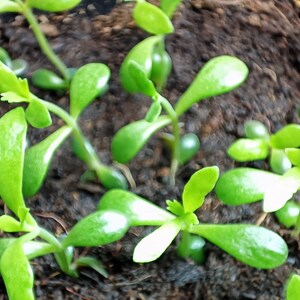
27;0;81;12
270;124;300;149
270;149;292;175
244;120;269;139
31;69;67;90
286;274;300;300
160;0;182;18
275;201;300;228
175;56;248;116
286;148;300;167
179;133;200;165
25;98;52;128
190;224;288;269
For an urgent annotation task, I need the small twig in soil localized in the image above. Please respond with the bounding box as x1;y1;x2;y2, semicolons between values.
113;161;136;188
256;212;268;226
65;287;96;300
34;212;68;234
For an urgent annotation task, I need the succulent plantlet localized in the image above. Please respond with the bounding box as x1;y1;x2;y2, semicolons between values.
97;167;288;268
286;274;300;300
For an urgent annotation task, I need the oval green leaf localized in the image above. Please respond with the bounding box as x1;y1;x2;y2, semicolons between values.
275;200;300;228
286;274;300;300
25;98;52;128
175;56;248;116
133;1;174;35
160;0;182;18
98;189;175;226
112;116;171;163
270;149;292;175
27;0;81;12
244;120;269;139
270;124;300;149
182;166;219;213
215;168;280;205
190;224;288;269
179;133;201;165
31;69;67;90
286;148;300;167
0;0;22;13
62;210;129;247
70;63;110;119
95;165;128;190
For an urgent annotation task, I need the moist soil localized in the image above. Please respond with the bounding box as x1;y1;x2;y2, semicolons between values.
0;0;300;299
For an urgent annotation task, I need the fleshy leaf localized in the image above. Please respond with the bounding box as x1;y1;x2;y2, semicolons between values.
175;56;248;116
0;0;22;13
0;216;22;232
160;0;182;18
145;101;162;122
182;166;219;213
215;168;280;205
270;149;292;175
23;126;72;197
27;0;81;12
98;190;175;226
166;199;184;216
227;138;269;162
0;108;27;216
263;167;300;212
286;274;300;300
70;63;110;119
275;201;300;228
133;219;182;263
62;210;129;247
31;69;67;90
179;133;201;165
190;224;288;269
112;116;171;163
95;165;128;190
286;148;300;167
1;91;30;104
270;124;300;149
25;98;52;128
133;1;174;35
244;120;269;140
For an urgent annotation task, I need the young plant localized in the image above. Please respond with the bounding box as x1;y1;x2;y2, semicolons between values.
97;167;288;268
285;274;300;300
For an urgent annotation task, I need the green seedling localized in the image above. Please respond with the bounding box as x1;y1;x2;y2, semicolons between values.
0;108;130;299
0;61;127;192
0;47;27;76
97;167;288;268
115;51;248;184
286;274;300;300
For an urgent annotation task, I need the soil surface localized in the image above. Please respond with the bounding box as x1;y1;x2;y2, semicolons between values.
0;0;300;299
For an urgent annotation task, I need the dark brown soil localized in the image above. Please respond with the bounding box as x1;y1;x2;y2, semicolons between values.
0;0;300;299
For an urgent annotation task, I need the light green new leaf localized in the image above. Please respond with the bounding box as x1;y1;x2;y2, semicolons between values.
182;166;219;213
112;116;171;163
263;167;300;212
215;168;280;205
0;215;22;232
23;126;72;197
133;219;182;263
120;36;162;93
31;69;67;90
166;199;184;216
0;0;21;13
286;274;300;300
1;91;30;104
0;108;27;217
286;148;300;167
190;224;288;269
25;98;52;128
63;210;129;247
270;124;300;149
98;190;175;226
270;149;292;175
227;138;269;162
27;0;81;12
133;1;174;35
175;56;248;116
70;63;110;119
160;0;182;18
275;201;300;228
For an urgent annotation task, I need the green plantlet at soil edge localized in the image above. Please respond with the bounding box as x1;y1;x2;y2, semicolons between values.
97;167;288;268
285;274;300;300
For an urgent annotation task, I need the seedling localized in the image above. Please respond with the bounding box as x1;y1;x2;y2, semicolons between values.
97;167;288;268
286;274;300;300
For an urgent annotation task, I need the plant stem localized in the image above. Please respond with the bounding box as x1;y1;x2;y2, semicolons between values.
16;0;70;81
38;228;62;251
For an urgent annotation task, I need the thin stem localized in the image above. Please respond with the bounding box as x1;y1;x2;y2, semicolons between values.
16;0;70;81
38;228;62;251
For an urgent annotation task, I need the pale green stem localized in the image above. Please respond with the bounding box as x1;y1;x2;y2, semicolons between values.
38;228;62;251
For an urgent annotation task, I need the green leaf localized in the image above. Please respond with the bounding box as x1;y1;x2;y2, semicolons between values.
175;56;248;116
190;224;288;269
0;0;22;13
286;274;300;300
270;149;292;175
179;133;201;165
182;166;219;213
244;120;269;140
0;62;30;98
0;215;22;232
1;91;30;104
145;101;162;122
70;63;110;119
0;48;12;66
63;210;129;247
98;189;175;226
166;199;184;216
227;138;269;162
27;0;81;12
23;241;56;260
263;167;300;212
133;1;174;35
23;126;72;197
286;148;300;167
25;98;52;128
112;116;171;163
160;0;182;18
95;165;128;190
75;256;108;278
0;108;27;217
215;168;280;205
133;219;182;263
270;124;300;149
275;201;300;228
31;69;67;90
120;36;162;93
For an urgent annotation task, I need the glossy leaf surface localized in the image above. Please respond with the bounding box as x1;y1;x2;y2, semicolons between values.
270;149;292;175
215;168;280;205
28;0;81;12
286;148;300;167
133;1;174;35
182;166;219;213
244;120;269;139
133;219;182;263
270;124;300;149
25;98;52;128
112;116;171;163
31;69;67;90
63;210;129;247
23;126;72;197
175;56;248;116
286;274;300;300
179;133;200;165
227;138;269;162
160;0;182;17
190;224;288;269
95;165;128;190
70;63;110;118
0;0;21;13
275;201;300;228
98;189;175;226
0;108;27;216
